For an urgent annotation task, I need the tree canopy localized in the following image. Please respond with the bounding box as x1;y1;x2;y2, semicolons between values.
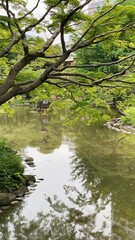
0;0;135;114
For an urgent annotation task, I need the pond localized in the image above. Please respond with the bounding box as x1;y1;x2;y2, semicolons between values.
1;108;135;239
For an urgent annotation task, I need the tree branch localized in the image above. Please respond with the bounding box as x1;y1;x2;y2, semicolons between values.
54;52;135;72
0;51;45;96
60;0;92;53
47;57;135;88
71;0;126;51
74;22;135;51
18;0;41;20
0;0;63;57
49;72;95;82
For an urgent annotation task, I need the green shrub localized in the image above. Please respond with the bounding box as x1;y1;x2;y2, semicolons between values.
121;107;135;126
0;140;25;191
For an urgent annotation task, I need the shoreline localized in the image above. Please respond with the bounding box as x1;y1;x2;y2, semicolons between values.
104;118;135;134
0;155;37;210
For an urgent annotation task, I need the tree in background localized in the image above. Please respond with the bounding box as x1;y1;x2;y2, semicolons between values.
0;0;135;120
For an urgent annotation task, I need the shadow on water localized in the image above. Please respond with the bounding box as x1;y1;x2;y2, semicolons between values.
0;108;135;239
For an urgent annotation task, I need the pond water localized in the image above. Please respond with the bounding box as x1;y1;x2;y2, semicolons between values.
1;108;135;239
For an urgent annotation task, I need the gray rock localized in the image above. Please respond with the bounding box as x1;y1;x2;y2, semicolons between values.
36;181;40;183
29;184;37;191
32;165;36;167
28;181;35;186
24;156;34;164
14;186;29;197
15;197;22;201
27;162;35;167
30;188;35;191
24;192;31;196
10;201;20;205
27;181;34;186
24;175;36;183
38;178;44;181
0;193;16;206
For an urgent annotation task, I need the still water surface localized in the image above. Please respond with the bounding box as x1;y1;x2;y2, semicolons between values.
0;108;135;239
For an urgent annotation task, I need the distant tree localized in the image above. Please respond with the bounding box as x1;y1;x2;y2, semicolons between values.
122;0;135;6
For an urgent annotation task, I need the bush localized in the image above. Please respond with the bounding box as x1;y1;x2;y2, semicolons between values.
0;140;25;191
121;107;135;126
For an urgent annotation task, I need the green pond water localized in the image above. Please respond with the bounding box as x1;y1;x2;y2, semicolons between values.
0;108;135;239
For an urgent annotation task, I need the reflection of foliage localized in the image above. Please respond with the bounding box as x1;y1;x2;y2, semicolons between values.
0;108;62;153
69;119;135;180
68;118;135;198
67;120;135;239
2;109;135;239
0;199;25;240
13;185;109;240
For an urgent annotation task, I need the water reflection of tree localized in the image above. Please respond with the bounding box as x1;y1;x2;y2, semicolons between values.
69;120;135;180
0;108;62;153
0;201;25;240
2;110;135;239
71;153;135;238
68;121;135;239
4;185;109;240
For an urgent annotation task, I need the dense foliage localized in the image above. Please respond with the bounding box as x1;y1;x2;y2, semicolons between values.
121;107;135;126
73;1;135;121
0;140;25;191
0;0;134;121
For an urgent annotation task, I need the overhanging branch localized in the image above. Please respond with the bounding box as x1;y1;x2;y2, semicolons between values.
54;52;135;72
